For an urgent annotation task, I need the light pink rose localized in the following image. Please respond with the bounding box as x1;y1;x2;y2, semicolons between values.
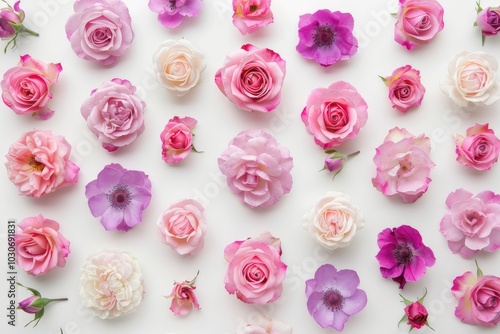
372;127;434;203
218;129;293;208
301;81;368;149
65;0;134;65
237;318;293;334
394;0;444;50
15;214;70;276
81;78;146;152
224;232;287;304
165;272;200;316
1;54;62;120
383;65;425;113
5;129;80;198
157;199;207;256
440;189;500;258
232;0;273;35
215;44;286;113
160;116;198;165
454;124;500;171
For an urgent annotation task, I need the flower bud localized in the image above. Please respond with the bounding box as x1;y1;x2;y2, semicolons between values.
18;295;41;314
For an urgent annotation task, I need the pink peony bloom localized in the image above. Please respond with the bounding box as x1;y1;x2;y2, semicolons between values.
224;232;287;304
454;124;500;171
15;214;70;276
1;54;62;120
439;188;500;258
165;271;200;316
215;44;286;113
301;81;368;149
148;0;203;29
218;129;293;208
372;127;434;203
5;129;79;198
160;116;198;164
232;0;273;35
382;65;426;113
394;0;444;50
65;0;134;65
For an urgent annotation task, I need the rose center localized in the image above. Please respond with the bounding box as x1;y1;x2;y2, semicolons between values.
314;25;335;48
90;27;112;47
27;155;45;172
393;243;414;265
250;5;258;12
322;289;344;311
107;185;131;209
169;0;176;10
488;11;500;27
417;14;431;30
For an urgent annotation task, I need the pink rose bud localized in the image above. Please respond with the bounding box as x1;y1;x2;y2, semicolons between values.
165;271;201;316
404;301;429;329
323;150;360;180
476;6;500;37
0;1;38;53
160;116;200;165
18;295;41;314
17;283;67;327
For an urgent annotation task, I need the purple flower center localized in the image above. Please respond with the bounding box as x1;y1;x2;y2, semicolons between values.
107;185;131;209
393;243;414;265
314;24;336;48
322;289;344;311
27;155;45;172
398;156;414;175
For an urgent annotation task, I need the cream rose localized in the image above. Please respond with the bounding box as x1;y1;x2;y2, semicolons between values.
302;191;364;250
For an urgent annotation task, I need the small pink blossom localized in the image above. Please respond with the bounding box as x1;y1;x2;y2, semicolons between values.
232;0;273;35
160;116;198;164
148;0;203;29
454;124;500;171
165;271;200;316
382;65;426;113
237;318;292;334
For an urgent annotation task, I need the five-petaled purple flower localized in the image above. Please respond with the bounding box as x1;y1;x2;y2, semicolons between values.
148;0;203;29
376;225;436;289
305;264;367;331
85;163;152;232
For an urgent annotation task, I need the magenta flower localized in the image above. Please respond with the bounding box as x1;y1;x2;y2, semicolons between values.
476;1;500;45
148;0;203;29
0;1;38;53
305;264;367;330
376;225;436;289
85;163;152;232
454;124;500;171
399;289;433;331
296;9;358;67
165;271;200;316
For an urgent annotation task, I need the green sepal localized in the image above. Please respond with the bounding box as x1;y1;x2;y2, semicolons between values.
475;259;483;278
191;146;203;153
398;314;407;327
324;149;338;154
399;293;412;306
24;308;44;328
482;34;486;47
426;320;435;331
476;1;483;14
417;288;428;304
379;75;387;84
17;282;41;297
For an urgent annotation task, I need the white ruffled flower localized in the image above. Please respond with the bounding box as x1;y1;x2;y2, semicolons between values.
237;317;293;334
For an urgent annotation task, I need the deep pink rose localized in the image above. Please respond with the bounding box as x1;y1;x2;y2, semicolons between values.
404;301;428;329
218;129;293;208
232;0;273;35
454;124;500;171
160;116;197;164
224;232;287;304
65;0;134;65
5;129;80;198
383;65;425;113
394;0;444;50
477;7;500;37
215;44;286;113
1;54;62;120
301;81;368;149
15;214;70;276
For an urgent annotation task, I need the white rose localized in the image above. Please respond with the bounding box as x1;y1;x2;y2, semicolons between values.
440;51;500;107
302;191;364;250
153;39;207;97
237;318;293;334
80;249;144;319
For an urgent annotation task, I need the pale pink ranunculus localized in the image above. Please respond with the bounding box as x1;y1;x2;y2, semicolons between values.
1;54;62;120
372;127;434;203
439;188;500;258
65;0;134;65
237;318;293;334
5;129;80;198
218;129;293;208
160;116;197;164
215;44;285;113
301;81;368;149
15;214;70;276
232;0;273;35
157;199;207;256
454;124;500;171
383;65;426;113
81;78;146;152
224;232;287;304
394;0;444;50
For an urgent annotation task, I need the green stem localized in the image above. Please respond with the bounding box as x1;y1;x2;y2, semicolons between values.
346;151;360;159
19;25;39;37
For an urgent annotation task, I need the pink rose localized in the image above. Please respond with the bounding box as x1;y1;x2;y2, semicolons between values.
394;0;444;50
232;0;273;35
301;81;368;149
218;129;293;208
65;0;134;65
215;44;286;113
372;127;435;203
237;318;292;334
5;129;80;198
383;65;425;113
454;124;500;171
157;199;207;256
1;54;62;120
15;214;70;276
404;301;429;329
160;116;198;165
477;7;500;37
224;232;287;304
165;272;200;316
0;1;23;38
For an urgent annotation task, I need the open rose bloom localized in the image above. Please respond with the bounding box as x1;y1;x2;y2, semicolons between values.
454;124;500;171
382;65;426;113
232;0;273;35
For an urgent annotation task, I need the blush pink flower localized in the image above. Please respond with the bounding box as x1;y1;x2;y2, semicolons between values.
1;54;62;120
165;271;200;316
215;44;286;113
232;0;273;35
454;124;500;171
148;0;203;29
15;214;70;276
301;81;368;149
224;232;287;304
218;129;293;208
381;65;426;113
160;116;198;165
372;127;434;203
5;129;80;198
237;318;292;334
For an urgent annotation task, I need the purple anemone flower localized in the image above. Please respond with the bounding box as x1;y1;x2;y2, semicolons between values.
296;9;358;67
148;0;203;29
376;225;436;289
85;163;152;232
305;264;367;331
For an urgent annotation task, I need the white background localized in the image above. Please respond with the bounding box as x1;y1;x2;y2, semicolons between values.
1;0;500;333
